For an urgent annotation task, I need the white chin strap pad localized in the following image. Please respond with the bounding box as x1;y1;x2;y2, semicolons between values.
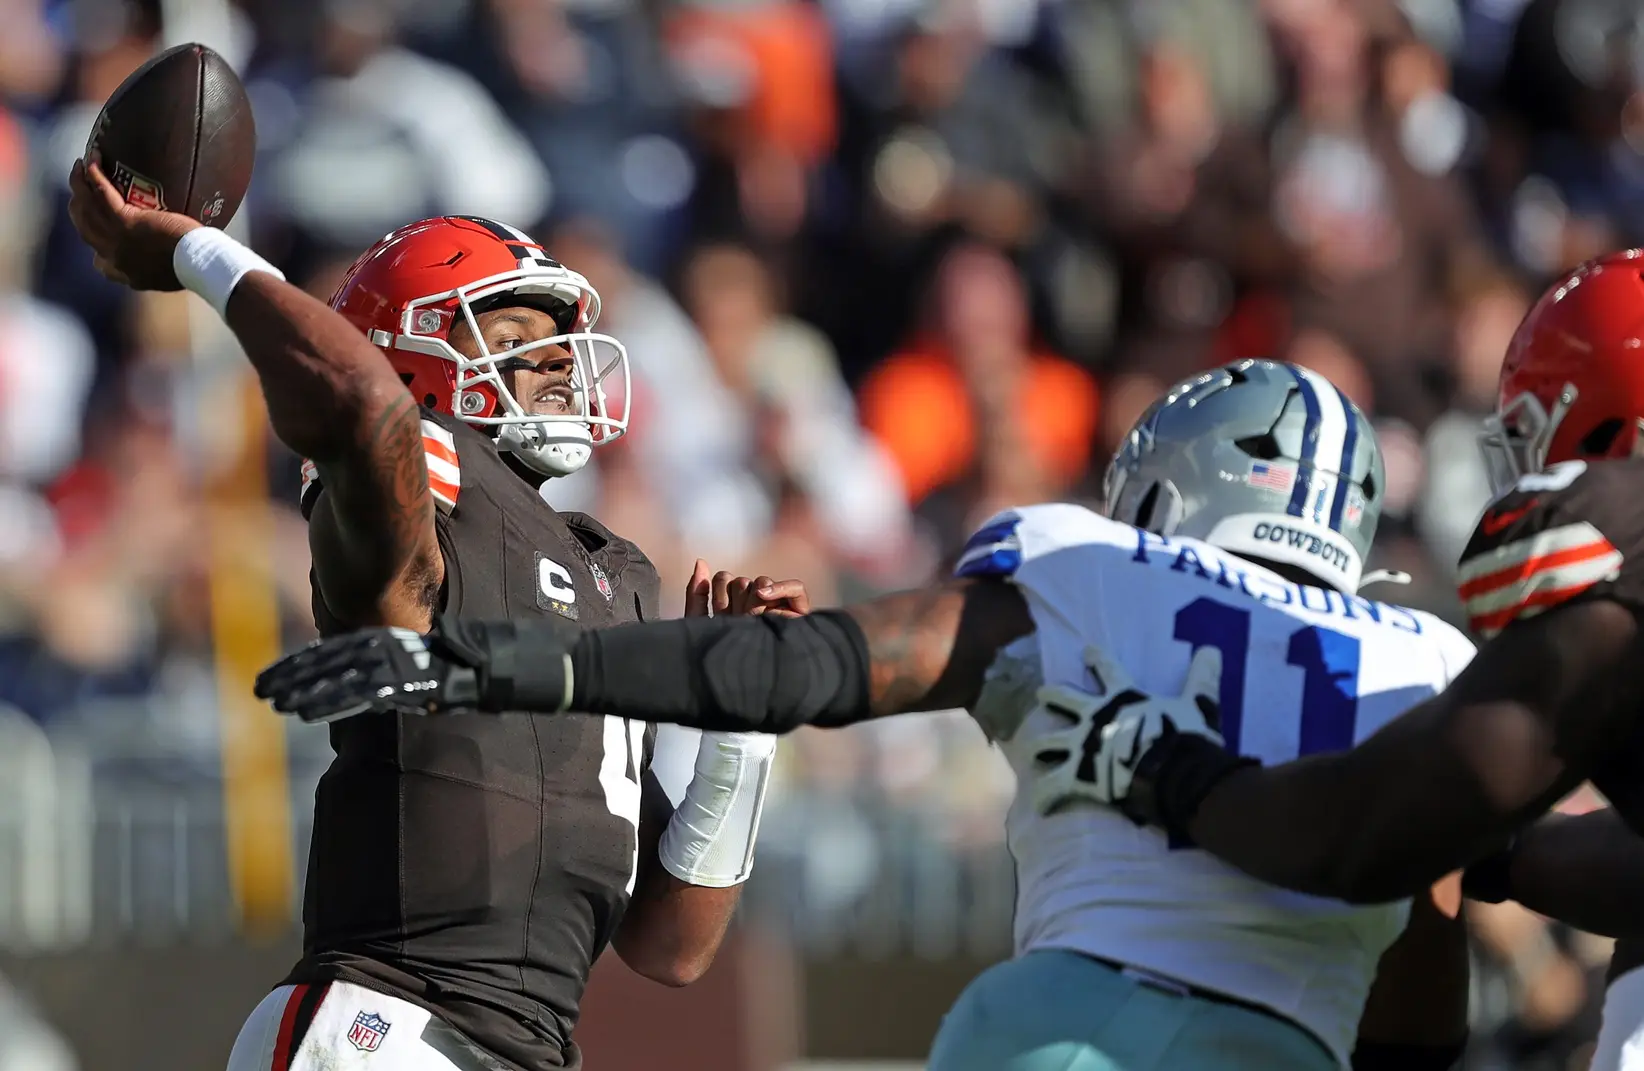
1203;512;1363;592
497;423;593;477
659;731;778;888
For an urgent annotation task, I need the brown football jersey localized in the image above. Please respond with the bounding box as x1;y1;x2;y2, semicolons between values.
293;408;662;1070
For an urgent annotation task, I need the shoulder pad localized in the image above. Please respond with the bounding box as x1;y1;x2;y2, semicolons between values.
954;511;1027;579
954;503;1124;580
1456;460;1640;637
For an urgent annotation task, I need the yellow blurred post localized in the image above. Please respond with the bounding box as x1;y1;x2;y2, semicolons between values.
205;361;294;937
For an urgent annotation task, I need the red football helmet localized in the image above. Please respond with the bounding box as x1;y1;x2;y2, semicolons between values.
330;215;630;477
1482;249;1644;493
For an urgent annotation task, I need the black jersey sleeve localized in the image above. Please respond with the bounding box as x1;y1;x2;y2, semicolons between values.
1456;459;1644;639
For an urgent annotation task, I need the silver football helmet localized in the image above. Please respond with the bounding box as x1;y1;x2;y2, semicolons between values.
1103;359;1386;593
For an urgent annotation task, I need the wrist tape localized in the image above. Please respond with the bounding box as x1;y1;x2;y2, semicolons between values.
173;227;285;319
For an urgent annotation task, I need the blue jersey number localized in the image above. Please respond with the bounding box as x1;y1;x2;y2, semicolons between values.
1166;598;1360;849
1171;597;1361;756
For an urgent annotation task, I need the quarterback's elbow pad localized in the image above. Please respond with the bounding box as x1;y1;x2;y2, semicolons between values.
570;610;873;733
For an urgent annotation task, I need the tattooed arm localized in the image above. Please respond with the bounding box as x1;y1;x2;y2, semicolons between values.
228;275;441;630
846;578;1035;717
63;160;439;631
259;577;1038;726
543;577;1037;728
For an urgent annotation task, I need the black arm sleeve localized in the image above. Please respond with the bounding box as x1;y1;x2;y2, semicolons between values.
559;609;874;733
1351;1039;1465;1071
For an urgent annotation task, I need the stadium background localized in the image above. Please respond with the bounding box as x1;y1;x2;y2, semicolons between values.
0;0;1633;1066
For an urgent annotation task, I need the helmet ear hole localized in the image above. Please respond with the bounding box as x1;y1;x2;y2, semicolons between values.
423;393;438;409
1129;480;1185;536
1578;418;1624;456
1136;483;1162;528
1234;434;1282;460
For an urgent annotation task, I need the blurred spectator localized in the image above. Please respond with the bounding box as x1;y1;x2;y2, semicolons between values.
844;0;1068;251
1419;271;1531;566
35;0;164;363
246;0;552;279
1059;0;1277;139
674;241;915;577
0;104;96;578
1267;1;1491;428
858;242;1099;555
668;0;837;244
408;0;693;275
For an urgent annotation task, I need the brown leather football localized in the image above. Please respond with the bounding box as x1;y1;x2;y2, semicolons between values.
84;42;256;228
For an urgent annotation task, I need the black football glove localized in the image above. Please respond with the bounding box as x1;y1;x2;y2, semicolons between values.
1119;728;1259;841
254;615;576;724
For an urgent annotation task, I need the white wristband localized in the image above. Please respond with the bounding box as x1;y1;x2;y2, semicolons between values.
659;730;777;888
172;227;285;320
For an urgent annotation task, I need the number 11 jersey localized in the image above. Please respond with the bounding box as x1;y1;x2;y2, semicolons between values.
956;504;1477;1068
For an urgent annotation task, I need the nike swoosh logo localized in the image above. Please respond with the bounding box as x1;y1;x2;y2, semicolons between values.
1120;731;1144;772
1120;718;1162;773
1481;499;1537;536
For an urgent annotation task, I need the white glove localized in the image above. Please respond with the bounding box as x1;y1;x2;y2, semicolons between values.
1029;643;1224;816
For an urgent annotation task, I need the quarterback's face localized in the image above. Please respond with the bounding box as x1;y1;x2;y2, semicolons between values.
449;305;577;417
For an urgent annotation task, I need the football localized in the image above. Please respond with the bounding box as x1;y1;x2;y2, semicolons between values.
83;42;256;228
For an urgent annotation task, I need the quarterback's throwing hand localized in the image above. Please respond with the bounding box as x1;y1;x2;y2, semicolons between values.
68;159;200;290
1028;643;1224;818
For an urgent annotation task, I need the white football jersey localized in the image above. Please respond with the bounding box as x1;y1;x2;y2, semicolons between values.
955;504;1476;1068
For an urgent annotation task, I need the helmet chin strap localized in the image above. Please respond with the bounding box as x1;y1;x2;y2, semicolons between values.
1359;569;1412;589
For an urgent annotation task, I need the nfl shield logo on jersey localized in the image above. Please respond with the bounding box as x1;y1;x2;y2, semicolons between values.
1345;486;1366;526
348;1011;391;1052
590;562;614;601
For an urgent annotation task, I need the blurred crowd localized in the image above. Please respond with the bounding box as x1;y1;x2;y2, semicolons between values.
0;0;1640;1064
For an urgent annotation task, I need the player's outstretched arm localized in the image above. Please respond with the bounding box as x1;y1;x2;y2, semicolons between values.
1131;597;1643;905
68;161;440;628
255;577;1034;726
1462;808;1644;939
562;575;1033;727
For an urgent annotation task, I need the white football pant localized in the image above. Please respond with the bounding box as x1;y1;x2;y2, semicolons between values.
226;980;488;1070
1593;965;1644;1071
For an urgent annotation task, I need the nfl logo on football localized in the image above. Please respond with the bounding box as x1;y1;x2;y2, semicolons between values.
111;162;165;211
348;1010;391;1052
